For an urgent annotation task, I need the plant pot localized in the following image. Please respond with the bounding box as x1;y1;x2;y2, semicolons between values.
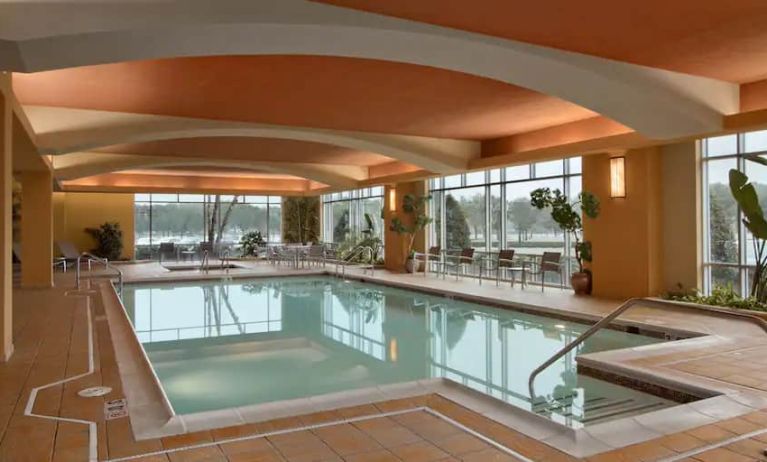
571;272;591;295
405;258;421;273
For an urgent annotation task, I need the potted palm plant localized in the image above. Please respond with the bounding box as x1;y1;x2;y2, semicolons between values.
530;188;600;294
389;193;432;272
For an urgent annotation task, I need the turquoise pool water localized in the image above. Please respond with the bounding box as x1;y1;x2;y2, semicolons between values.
122;276;673;427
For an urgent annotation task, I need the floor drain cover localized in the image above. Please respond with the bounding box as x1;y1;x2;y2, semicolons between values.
78;386;112;398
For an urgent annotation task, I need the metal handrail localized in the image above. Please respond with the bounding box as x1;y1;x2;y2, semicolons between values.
75;252;123;294
200;250;210;273
527;297;767;401
335;246;374;277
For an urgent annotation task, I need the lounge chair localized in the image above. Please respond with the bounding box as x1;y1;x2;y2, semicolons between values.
55;241;94;272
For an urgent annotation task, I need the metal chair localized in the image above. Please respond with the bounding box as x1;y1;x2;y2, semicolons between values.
485;249;526;287
443;248;475;280
303;244;326;267
413;246;441;276
530;252;563;291
158;242;176;263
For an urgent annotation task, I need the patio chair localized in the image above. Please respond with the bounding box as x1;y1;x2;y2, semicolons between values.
157;242;177;263
303;244;326;267
442;248;475;280
413;246;441;276
55;241;94;272
486;249;527;287
529;252;563;291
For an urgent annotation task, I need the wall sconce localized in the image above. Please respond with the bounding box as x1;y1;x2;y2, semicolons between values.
388;188;397;212
610;156;626;198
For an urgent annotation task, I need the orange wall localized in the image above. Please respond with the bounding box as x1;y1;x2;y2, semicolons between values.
384;181;427;272
583;148;664;299
53;192;135;259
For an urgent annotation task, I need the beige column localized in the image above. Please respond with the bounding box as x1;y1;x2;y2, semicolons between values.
384;180;426;272
0;75;13;361
661;141;702;293
20;170;54;288
583;147;664;299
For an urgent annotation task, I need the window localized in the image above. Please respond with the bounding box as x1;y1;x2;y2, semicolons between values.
429;157;582;285
134;194;282;259
321;188;384;244
702;131;767;294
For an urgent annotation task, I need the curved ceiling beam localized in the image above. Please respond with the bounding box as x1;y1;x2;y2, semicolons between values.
28;106;474;174
1;1;738;139
52;152;367;189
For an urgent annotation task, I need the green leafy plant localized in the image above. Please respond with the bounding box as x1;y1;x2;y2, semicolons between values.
530;188;600;273
729;155;767;302
389;194;433;266
239;230;265;257
85;222;123;261
666;284;767;312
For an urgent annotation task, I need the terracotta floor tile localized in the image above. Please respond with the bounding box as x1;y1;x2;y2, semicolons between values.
226;449;287;462
390;440;449;461
219;437;273;456
343;449;401;462
167;445;228;462
162;430;214;449
659;432;709;453
459;447;520;462
688;424;740;444
716;418;764;435
612;440;676;462
724;437;767;460
691;447;759;462
432;432;489;456
312;423;382;456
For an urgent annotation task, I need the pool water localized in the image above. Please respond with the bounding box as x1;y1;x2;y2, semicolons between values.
121;276;674;428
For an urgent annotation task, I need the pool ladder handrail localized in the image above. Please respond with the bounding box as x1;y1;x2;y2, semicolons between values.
527;297;767;401
335;246;374;278
220;249;231;273
200;250;210;273
75;252;123;295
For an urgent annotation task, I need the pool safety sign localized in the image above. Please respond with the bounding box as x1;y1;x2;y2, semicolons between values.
105;398;128;420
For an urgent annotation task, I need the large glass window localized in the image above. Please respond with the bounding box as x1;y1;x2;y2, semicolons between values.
429;158;582;283
134;194;282;259
321;187;384;244
702;130;767;294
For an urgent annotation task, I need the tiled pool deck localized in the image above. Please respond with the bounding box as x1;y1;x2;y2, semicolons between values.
4;260;767;461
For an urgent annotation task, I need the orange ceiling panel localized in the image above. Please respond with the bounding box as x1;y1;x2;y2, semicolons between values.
14;56;595;140
319;0;767;83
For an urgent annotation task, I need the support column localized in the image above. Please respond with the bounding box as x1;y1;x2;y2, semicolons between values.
583;147;664;299
20;170;53;288
384;180;426;272
0;75;13;361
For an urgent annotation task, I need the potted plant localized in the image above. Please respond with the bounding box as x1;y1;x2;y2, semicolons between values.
729;155;767;302
389;193;432;273
530;188;600;294
85;222;123;261
239;230;265;258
